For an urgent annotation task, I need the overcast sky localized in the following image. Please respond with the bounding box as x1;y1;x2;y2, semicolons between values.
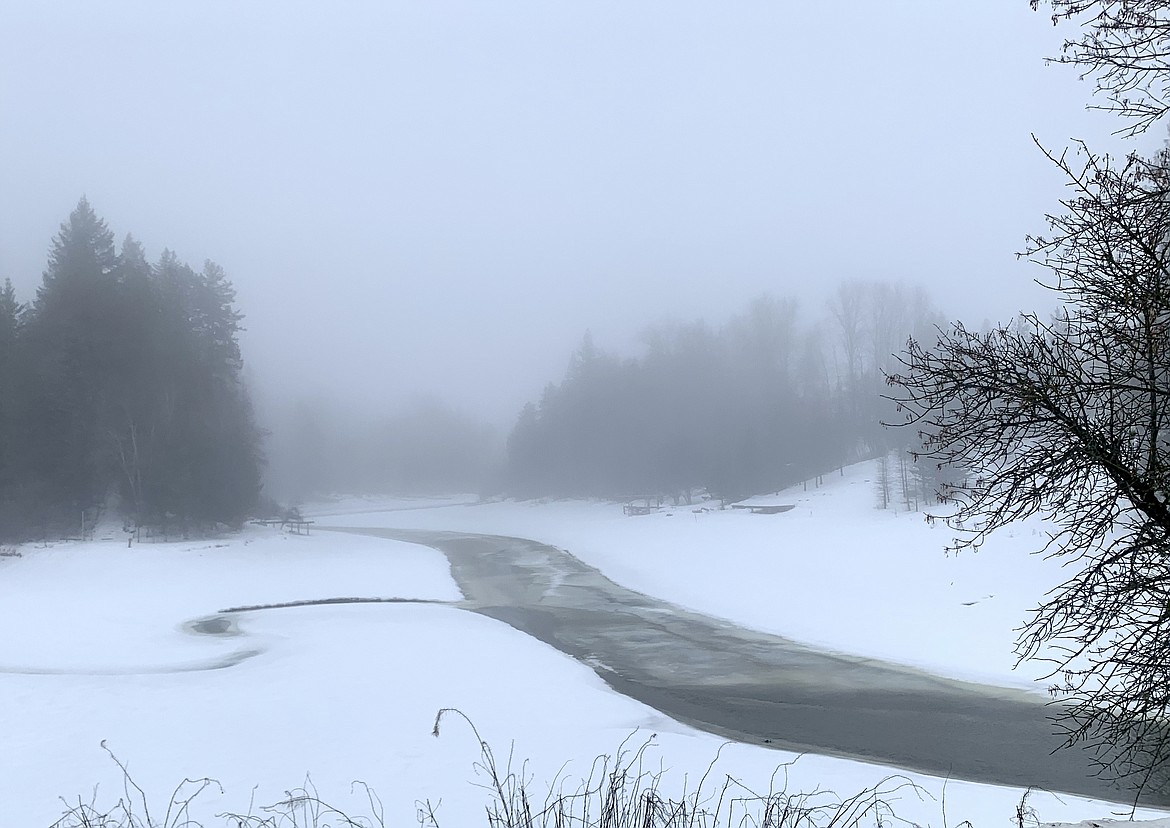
1;1;1163;427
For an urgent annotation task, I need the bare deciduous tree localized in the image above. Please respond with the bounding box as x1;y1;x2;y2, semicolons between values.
1035;0;1170;135
886;142;1170;793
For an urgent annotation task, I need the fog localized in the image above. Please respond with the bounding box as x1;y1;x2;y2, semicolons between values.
1;2;1165;499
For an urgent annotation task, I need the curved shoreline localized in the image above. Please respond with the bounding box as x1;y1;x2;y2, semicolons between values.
322;525;1167;808
3;523;1158;806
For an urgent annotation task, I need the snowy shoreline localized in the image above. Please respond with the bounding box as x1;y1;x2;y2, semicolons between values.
319;461;1068;692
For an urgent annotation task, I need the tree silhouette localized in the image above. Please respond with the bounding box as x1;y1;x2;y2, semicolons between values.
887;143;1170;791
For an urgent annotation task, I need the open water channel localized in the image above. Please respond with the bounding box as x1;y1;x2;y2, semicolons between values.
309;526;1166;808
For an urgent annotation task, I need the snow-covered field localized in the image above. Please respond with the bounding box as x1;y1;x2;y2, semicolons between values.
1;461;1163;826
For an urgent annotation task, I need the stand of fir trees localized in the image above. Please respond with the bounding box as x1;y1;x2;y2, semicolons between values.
0;198;262;541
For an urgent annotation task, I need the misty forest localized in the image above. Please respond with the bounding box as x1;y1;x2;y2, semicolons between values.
273;286;954;508
502;286;945;502
0;194;953;541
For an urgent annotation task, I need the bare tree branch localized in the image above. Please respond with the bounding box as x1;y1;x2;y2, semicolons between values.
887;140;1170;791
1034;0;1170;135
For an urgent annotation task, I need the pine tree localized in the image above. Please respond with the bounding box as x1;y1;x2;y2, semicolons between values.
24;198;121;531
36;197;117;306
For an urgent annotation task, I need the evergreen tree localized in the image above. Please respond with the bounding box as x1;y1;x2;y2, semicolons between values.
0;201;264;540
23;198;121;531
36;197;117;307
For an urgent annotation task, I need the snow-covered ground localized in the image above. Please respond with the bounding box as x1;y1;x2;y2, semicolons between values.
0;462;1163;826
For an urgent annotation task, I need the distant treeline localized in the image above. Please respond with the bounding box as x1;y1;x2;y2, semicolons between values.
0;199;262;541
503;285;945;502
